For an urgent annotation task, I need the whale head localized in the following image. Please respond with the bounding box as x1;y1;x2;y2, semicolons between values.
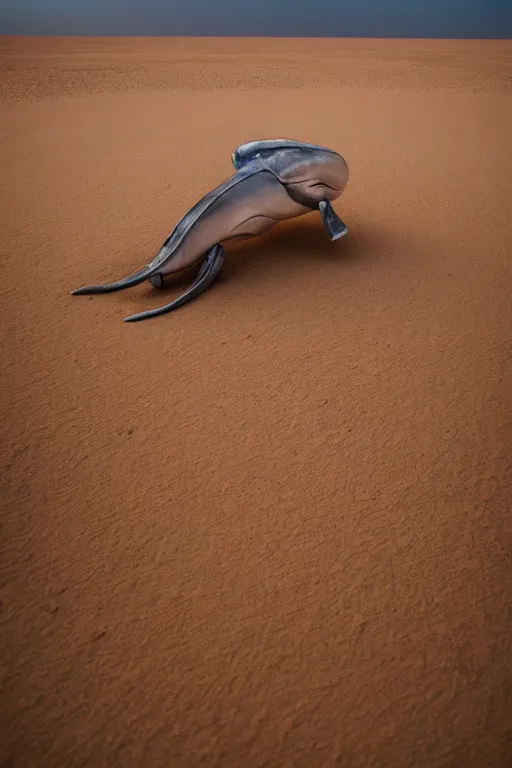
232;139;349;207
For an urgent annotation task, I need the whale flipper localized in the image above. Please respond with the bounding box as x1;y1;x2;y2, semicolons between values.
123;244;225;323
318;200;347;241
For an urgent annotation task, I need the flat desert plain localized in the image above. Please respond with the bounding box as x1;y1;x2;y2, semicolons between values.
1;37;511;768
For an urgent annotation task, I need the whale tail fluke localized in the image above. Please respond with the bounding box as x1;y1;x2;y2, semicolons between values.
123;244;225;323
70;265;156;296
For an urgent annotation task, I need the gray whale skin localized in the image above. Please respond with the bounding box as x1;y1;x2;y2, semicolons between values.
71;138;350;323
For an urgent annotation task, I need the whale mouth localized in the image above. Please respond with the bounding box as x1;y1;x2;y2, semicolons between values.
308;181;340;192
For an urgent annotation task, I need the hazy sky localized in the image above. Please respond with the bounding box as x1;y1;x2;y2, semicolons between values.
1;0;511;38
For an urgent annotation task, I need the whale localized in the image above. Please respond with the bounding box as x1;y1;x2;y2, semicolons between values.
70;139;350;322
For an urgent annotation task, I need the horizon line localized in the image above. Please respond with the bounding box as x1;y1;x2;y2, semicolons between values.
1;34;511;41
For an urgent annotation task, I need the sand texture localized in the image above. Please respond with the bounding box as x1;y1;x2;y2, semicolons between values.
1;37;511;767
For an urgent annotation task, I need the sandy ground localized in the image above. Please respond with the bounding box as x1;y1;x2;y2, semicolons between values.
1;36;511;768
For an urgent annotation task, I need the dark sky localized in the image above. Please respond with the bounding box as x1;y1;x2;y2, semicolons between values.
1;0;511;37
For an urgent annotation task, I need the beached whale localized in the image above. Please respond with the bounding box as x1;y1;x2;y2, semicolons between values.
71;139;350;322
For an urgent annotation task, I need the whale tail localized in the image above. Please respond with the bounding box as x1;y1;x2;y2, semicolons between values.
122;243;225;323
69;264;157;295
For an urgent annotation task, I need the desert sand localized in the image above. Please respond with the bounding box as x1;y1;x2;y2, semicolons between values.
1;36;511;767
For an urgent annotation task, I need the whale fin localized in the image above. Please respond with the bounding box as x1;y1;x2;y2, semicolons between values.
70;265;153;295
123;244;225;323
318;200;347;241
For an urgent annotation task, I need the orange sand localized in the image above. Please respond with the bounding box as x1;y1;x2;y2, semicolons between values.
1;37;511;767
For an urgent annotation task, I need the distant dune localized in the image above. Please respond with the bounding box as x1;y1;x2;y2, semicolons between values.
1;36;511;768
